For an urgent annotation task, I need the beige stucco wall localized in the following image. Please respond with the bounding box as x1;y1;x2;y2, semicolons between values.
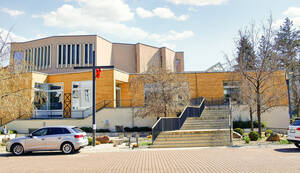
232;105;290;129
6;108;156;133
162;47;176;72
112;43;136;73
96;36;112;66
136;43;161;73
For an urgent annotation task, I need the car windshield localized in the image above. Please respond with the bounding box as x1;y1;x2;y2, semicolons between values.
292;120;300;126
72;127;83;133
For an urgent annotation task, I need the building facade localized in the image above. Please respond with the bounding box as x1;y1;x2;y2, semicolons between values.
7;35;291;132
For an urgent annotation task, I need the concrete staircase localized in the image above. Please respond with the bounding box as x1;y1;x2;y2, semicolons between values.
151;106;231;148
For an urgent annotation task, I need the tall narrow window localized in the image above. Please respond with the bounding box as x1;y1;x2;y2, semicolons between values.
48;45;51;66
41;47;44;68
72;45;75;65
44;46;47;67
37;48;40;68
67;45;71;65
84;44;88;64
34;48;37;68
58;45;62;65
76;44;80;65
89;44;93;64
63;45;66;65
27;49;31;65
25;49;28;63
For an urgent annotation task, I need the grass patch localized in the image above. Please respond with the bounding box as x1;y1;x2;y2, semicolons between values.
139;141;152;146
278;139;292;145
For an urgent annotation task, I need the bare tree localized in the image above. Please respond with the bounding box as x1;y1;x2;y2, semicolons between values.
0;29;34;125
234;17;287;137
130;66;190;118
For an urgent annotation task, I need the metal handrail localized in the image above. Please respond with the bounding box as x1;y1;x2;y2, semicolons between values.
151;97;206;143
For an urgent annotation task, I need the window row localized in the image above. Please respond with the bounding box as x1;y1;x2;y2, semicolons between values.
24;46;51;70
57;43;94;68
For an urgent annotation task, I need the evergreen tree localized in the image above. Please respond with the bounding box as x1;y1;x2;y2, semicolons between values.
274;17;300;70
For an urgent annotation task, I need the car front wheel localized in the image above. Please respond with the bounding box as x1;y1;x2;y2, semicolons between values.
12;144;24;156
295;143;300;149
61;142;74;154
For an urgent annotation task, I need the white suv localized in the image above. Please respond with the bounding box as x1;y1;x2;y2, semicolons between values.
287;118;300;149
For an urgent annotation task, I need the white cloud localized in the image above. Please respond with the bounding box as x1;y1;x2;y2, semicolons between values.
136;7;153;18
165;0;227;6
136;7;189;21
33;0;194;45
0;8;24;16
274;6;300;28
0;28;27;42
148;30;194;42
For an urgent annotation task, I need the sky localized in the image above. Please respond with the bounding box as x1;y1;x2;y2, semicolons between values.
0;0;299;71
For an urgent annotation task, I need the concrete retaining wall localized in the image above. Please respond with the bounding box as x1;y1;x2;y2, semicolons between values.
232;105;290;129
6;108;156;133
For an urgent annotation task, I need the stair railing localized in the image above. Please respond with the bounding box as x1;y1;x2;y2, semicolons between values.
151;97;206;143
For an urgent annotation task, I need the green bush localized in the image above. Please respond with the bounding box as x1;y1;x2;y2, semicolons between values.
124;127;151;132
9;130;17;134
279;139;292;144
0;131;2;135
265;129;273;137
243;136;250;144
88;137;93;145
80;127;93;133
234;128;244;136
96;129;111;133
249;131;259;141
233;120;266;129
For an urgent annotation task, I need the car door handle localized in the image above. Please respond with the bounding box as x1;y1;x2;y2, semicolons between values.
58;137;62;140
41;138;45;140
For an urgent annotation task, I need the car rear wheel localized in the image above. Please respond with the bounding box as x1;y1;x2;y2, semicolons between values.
61;142;74;154
295;143;300;149
12;144;24;156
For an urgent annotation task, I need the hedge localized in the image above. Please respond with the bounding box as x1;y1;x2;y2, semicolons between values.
124;126;152;132
233;120;266;129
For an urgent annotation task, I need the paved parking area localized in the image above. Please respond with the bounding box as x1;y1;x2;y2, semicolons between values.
0;145;299;173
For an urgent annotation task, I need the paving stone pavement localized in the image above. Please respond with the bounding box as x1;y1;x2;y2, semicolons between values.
0;145;299;173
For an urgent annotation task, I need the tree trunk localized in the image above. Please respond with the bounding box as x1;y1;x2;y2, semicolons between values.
249;106;254;131
257;96;262;138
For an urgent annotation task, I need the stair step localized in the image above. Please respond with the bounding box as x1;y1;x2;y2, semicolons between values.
154;139;231;145
155;136;230;142
180;128;228;130
183;121;228;124
151;142;232;148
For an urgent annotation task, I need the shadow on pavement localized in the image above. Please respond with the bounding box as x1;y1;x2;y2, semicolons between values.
0;151;80;157
274;148;300;153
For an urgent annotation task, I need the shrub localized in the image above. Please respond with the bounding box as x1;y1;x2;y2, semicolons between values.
233;120;267;129
96;129;110;133
234;128;244;136
88;137;93;145
124;127;151;132
265;129;273;137
249;131;259;141
80;127;93;133
279;139;292;144
0;131;2;135
243;136;250;144
10;130;17;134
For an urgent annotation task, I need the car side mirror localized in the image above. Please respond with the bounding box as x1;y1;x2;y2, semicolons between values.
28;134;33;138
